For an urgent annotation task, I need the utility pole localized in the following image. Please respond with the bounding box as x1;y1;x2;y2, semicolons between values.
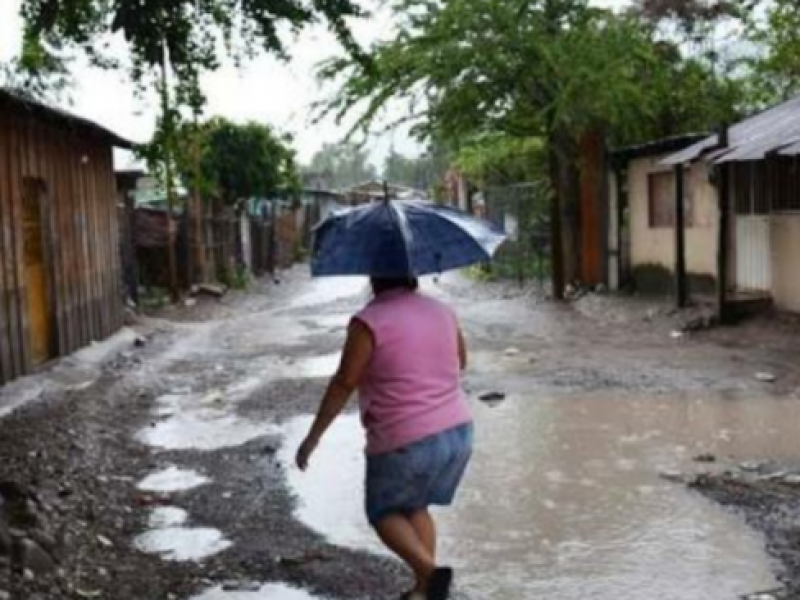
191;120;206;284
675;163;688;308
160;36;179;303
717;124;731;323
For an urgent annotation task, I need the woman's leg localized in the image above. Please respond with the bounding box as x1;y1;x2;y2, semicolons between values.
375;514;436;593
409;509;437;559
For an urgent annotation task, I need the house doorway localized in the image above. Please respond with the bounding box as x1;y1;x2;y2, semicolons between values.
22;177;53;365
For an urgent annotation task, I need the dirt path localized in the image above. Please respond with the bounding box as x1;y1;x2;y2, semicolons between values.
0;271;799;600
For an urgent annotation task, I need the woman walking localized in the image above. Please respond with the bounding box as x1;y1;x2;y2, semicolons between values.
296;276;473;600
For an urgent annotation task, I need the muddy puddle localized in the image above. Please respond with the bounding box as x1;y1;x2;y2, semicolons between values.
138;466;209;492
252;353;341;381
279;391;800;599
288;277;368;309
134;526;232;561
138;383;279;451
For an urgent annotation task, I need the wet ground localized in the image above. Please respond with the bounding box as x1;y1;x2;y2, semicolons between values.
1;270;800;600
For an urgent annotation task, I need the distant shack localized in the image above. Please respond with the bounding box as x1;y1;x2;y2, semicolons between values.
0;89;133;385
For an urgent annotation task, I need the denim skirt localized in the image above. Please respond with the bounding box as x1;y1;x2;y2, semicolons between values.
365;422;474;526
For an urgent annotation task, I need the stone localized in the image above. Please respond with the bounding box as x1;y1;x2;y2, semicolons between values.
478;391;506;405
134;337;147;348
28;530;58;556
739;461;765;473
202;391;224;404
659;471;687;484
222;581;262;592
261;444;278;456
755;372;777;383
503;347;520;357
97;535;113;548
194;284;227;298
693;453;716;463
18;538;55;574
0;589;9;600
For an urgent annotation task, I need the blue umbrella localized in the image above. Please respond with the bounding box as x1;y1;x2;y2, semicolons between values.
311;199;507;277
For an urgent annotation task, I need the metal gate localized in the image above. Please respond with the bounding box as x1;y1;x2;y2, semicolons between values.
733;163;772;293
481;182;551;286
735;216;771;292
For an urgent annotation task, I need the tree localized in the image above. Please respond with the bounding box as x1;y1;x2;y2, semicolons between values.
383;149;449;190
321;0;740;297
306;142;378;189
170;118;301;214
745;0;800;104
171;117;300;277
19;0;361;298
453;134;546;188
0;34;73;102
19;0;364;111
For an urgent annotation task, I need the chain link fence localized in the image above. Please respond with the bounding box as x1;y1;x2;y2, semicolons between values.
481;182;552;287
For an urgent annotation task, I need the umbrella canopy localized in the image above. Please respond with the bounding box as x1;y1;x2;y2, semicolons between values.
311;200;507;277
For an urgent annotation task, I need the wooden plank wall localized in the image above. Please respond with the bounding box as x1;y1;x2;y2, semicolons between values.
0;105;123;385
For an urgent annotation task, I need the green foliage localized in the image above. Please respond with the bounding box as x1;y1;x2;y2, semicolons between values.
231;265;251;290
0;32;73;102
454;134;546;187
161;117;301;209
745;0;800;104
305;141;378;189
320;0;744;149
20;0;365;112
292;238;309;262
383;146;450;190
202;119;300;205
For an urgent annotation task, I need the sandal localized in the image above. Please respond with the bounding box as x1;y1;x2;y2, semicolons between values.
426;567;454;600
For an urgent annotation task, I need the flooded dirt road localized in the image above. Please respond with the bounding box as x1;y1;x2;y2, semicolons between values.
282;389;800;599
1;271;799;600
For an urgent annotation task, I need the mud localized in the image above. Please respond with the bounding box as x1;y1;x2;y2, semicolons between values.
0;269;798;599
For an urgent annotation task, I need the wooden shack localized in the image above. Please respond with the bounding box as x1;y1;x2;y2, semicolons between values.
0;89;133;385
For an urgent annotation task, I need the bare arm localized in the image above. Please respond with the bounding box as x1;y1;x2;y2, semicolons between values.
296;319;374;470
457;324;468;371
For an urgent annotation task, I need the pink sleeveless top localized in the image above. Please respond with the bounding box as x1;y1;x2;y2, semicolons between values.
355;289;472;455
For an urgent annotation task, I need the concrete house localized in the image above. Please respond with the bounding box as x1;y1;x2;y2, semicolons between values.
610;95;800;316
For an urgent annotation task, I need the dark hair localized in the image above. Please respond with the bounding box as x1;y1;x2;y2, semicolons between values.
370;276;419;296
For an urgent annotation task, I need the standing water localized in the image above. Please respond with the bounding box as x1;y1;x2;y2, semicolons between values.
280;390;796;599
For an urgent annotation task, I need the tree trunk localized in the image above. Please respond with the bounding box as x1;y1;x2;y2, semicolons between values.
547;128;582;299
547;138;566;300
234;201;246;272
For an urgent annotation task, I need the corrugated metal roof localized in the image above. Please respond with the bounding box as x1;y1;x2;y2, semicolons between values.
779;140;800;156
662;136;719;165
0;87;135;149
662;94;800;165
610;133;708;165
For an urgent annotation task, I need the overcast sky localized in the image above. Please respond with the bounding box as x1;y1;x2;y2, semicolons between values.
1;0;627;169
